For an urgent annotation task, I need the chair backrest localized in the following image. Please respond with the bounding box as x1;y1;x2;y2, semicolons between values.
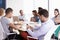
13;16;19;22
0;22;5;40
44;25;59;40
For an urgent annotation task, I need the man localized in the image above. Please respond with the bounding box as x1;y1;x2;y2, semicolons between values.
27;9;55;40
1;8;22;40
18;10;25;21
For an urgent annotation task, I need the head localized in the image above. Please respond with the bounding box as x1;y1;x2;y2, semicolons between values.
38;9;49;22
0;8;5;16
19;10;23;15
54;9;59;16
38;7;43;12
5;8;13;18
32;10;37;16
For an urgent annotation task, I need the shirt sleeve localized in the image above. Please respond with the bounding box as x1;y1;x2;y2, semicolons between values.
27;26;49;38
5;19;11;25
33;26;40;30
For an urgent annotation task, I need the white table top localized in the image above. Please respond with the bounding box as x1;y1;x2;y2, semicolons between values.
13;21;41;34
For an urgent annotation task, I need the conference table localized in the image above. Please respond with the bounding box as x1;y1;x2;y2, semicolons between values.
13;21;41;40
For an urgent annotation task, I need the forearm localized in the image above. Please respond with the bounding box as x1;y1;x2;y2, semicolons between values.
27;29;48;37
9;23;20;30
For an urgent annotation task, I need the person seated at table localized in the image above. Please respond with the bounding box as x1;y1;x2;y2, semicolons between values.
0;8;5;40
30;10;40;22
1;8;23;40
18;10;25;21
52;9;60;25
27;9;55;40
0;8;5;19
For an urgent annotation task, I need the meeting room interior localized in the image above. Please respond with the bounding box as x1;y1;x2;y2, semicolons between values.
0;0;60;40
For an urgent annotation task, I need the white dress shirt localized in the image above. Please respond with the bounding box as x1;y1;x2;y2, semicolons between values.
27;19;55;40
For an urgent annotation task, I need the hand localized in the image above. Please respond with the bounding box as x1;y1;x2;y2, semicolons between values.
29;26;33;31
27;24;33;31
16;25;22;28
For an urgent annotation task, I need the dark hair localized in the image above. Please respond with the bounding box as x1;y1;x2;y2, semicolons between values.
54;9;59;15
19;10;22;13
32;10;37;16
5;8;13;15
38;9;49;18
38;7;43;12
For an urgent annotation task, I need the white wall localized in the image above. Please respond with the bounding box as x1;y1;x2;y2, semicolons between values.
6;0;24;16
6;0;48;21
33;0;48;10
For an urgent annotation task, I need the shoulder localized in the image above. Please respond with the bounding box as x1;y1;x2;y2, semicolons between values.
1;17;9;22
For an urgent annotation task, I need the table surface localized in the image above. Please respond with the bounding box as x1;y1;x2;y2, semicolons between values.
13;21;41;34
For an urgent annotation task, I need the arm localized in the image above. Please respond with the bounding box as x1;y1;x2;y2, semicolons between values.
5;19;21;30
33;26;40;30
27;27;48;38
55;18;60;23
9;23;21;30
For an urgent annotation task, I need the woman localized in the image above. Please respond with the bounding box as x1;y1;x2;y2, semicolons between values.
30;10;39;22
52;9;60;25
51;9;60;40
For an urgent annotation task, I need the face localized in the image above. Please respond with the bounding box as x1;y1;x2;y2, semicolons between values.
38;15;45;22
54;11;59;16
20;10;23;15
8;12;13;18
32;12;36;16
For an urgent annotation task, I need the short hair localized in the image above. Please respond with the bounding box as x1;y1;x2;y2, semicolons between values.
32;10;37;13
38;9;49;18
0;8;4;16
5;8;13;15
19;10;22;13
54;9;59;15
32;10;37;16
